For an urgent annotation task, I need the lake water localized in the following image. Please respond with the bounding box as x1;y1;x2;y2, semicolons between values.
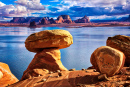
0;26;130;80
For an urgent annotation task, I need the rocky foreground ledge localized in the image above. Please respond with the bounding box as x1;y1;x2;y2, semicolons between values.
8;67;130;87
1;30;130;87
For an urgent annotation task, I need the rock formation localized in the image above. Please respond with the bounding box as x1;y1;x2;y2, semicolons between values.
90;46;125;77
0;62;18;87
21;29;73;80
29;21;36;27
10;17;43;23
10;17;26;23
49;18;56;24
25;30;73;52
40;18;49;25
107;35;130;66
56;15;73;24
75;15;89;23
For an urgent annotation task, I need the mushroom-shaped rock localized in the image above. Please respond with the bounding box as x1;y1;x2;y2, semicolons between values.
0;71;3;80
90;46;125;77
21;48;67;80
25;29;73;52
0;62;18;87
107;35;130;66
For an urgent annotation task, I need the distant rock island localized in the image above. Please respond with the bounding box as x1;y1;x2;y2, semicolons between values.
10;15;89;25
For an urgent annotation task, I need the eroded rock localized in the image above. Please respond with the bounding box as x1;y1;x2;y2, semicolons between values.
0;71;3;80
90;46;125;77
0;62;18;87
107;35;130;66
25;29;73;52
21;48;67;80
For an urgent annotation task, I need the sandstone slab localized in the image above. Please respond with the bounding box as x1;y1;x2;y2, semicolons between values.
21;48;67;80
0;62;18;87
90;46;125;77
107;35;130;66
8;67;130;87
25;29;73;52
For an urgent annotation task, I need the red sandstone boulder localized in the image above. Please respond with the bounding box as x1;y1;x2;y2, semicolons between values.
0;62;18;87
21;48;67;80
25;29;73;52
107;35;130;66
90;46;125;77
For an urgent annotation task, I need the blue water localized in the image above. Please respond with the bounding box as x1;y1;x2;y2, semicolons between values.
0;26;130;80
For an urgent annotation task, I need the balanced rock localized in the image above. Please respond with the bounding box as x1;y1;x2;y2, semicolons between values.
0;62;18;87
90;46;125;77
25;29;73;52
21;48;67;80
107;35;130;66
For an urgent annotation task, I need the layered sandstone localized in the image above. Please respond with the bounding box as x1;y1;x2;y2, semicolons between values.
8;67;130;87
25;30;73;52
90;46;125;77
0;62;18;87
107;35;130;66
21;48;67;80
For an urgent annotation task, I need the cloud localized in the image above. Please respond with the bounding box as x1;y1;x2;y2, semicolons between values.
0;0;46;20
50;0;59;2
15;0;45;10
0;2;5;7
62;0;127;7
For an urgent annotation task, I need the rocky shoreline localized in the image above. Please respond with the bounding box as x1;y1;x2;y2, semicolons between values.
0;30;130;87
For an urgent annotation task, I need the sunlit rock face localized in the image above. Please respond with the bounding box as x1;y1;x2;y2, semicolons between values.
107;35;130;66
90;46;125;77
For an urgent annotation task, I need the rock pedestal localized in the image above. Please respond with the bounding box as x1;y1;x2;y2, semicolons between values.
107;35;130;66
22;29;73;80
0;62;18;87
90;46;125;77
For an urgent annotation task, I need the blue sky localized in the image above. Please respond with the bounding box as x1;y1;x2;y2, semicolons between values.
0;0;130;21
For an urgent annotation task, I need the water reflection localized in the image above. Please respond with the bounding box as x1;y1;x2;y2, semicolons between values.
0;26;130;79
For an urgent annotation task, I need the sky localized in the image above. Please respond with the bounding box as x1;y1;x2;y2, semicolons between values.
0;0;130;21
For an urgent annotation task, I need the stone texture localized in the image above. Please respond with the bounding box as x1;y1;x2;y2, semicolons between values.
25;29;73;52
90;46;125;77
0;62;18;87
8;67;130;87
0;71;3;80
107;35;130;66
21;48;67;80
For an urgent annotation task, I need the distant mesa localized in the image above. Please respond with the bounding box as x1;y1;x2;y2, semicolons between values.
10;15;91;25
56;15;73;24
75;15;90;23
10;17;43;23
39;18;49;25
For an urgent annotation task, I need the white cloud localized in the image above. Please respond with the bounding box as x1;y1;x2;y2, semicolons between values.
15;0;45;10
62;0;127;7
0;2;5;7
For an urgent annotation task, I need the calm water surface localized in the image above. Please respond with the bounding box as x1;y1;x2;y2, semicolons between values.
0;26;130;79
